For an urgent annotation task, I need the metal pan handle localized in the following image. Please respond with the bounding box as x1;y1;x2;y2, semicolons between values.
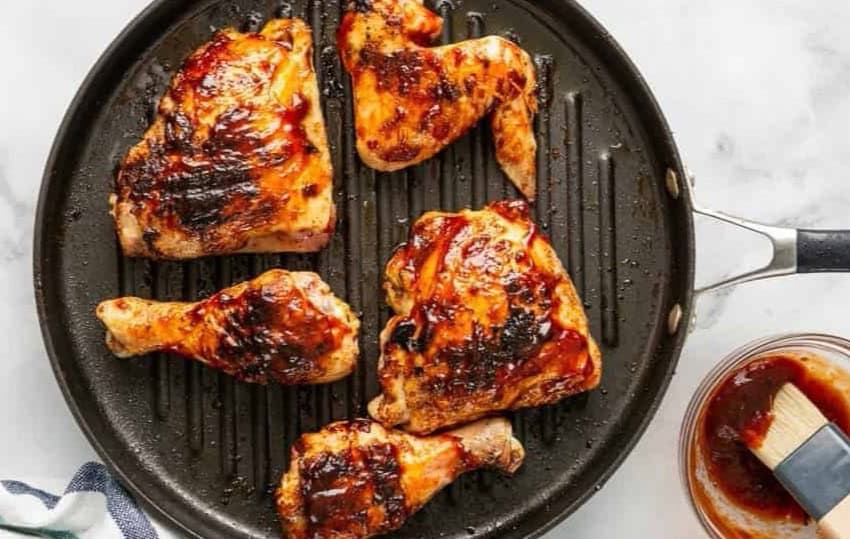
682;172;850;295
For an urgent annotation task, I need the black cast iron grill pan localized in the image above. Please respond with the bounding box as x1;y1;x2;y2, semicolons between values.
35;0;697;537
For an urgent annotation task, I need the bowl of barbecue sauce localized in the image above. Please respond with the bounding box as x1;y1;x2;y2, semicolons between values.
680;334;850;538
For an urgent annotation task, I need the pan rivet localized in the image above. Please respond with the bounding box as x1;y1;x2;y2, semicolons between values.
667;304;683;335
665;168;680;199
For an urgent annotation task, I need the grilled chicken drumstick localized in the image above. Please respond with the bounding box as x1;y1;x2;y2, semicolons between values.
338;0;538;198
112;18;334;259
369;200;601;434
276;417;524;539
96;270;359;385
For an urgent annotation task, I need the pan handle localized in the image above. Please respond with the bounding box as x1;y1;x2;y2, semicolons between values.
798;230;850;273
682;173;850;295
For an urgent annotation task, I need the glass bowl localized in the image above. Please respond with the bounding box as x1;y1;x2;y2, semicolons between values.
679;333;850;539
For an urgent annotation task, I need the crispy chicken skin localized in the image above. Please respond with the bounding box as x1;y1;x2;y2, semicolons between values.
112;18;334;259
95;270;359;385
276;417;523;538
338;0;538;198
369;200;601;434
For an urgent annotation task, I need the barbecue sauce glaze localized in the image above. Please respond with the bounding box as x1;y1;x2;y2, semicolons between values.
699;355;850;523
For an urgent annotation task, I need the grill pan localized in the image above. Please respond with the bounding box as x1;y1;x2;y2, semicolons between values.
33;0;850;537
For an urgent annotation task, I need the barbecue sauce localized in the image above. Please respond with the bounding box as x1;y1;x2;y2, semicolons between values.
699;355;850;523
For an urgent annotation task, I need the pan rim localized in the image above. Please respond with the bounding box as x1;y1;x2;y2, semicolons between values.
32;0;695;537
510;1;694;536
32;1;218;536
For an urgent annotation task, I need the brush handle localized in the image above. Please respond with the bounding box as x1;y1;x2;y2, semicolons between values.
820;494;850;539
775;425;850;539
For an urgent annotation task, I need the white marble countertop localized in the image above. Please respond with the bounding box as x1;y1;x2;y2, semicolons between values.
3;1;850;537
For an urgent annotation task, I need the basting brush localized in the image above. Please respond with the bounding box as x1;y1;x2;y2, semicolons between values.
748;383;850;539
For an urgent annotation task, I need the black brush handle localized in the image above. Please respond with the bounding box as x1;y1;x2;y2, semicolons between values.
798;230;850;273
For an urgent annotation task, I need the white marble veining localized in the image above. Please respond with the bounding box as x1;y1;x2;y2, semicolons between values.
2;1;850;537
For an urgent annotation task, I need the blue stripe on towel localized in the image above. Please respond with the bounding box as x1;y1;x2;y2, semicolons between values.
65;463;158;539
0;480;61;510
0;517;78;539
42;531;78;539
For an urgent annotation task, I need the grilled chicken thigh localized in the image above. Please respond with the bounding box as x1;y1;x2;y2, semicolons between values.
96;270;358;385
112;18;334;259
338;0;538;198
276;417;523;538
369;200;601;434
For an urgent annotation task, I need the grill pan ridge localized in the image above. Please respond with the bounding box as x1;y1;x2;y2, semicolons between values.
33;0;694;537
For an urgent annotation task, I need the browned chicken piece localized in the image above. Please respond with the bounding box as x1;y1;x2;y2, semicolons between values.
369;200;601;434
95;270;358;385
112;18;334;259
338;0;538;198
276;417;523;538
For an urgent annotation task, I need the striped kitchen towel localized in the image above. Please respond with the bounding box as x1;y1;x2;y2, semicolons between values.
0;462;159;539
